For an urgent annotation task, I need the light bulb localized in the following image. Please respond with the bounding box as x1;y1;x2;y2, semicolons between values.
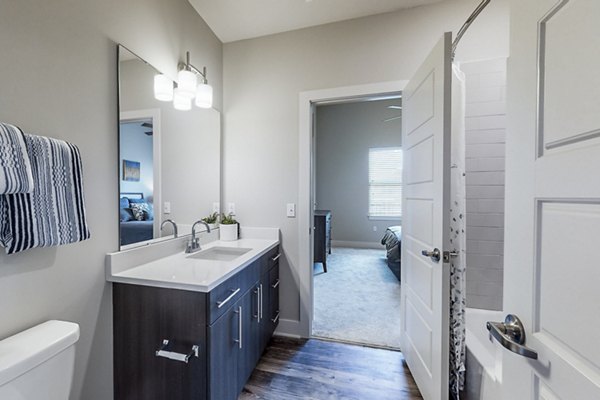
195;83;213;109
177;70;197;99
173;88;192;111
153;74;173;101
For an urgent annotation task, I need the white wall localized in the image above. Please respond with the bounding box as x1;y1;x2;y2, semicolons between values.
0;1;222;399
462;58;507;311
223;0;510;333
316;99;402;245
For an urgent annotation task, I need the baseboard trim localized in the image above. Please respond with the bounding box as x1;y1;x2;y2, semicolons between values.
274;318;304;338
331;240;383;250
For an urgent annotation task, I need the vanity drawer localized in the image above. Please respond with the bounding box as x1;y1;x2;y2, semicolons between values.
261;245;281;275
207;273;242;324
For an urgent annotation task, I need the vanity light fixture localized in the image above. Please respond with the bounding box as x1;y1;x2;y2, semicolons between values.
178;51;213;109
173;88;192;111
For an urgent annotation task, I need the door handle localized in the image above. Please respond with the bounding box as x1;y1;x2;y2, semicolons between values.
421;248;441;262
487;314;538;360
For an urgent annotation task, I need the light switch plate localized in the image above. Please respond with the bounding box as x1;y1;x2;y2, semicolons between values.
164;201;171;214
287;203;296;218
228;202;236;215
213;202;220;213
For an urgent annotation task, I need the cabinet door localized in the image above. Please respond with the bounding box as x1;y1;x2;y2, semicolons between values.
208;301;241;400
113;284;206;400
237;287;261;392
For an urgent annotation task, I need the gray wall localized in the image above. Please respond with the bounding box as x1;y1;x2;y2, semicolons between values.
223;0;510;332
462;58;507;311
316;99;402;246
0;1;222;399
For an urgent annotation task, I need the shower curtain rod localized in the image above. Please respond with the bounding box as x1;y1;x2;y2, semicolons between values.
451;0;491;61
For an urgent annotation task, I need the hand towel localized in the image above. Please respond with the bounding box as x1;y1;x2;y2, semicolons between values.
0;134;90;254
0;122;34;194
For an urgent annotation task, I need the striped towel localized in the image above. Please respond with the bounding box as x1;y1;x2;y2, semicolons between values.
0;123;34;194
0;134;90;254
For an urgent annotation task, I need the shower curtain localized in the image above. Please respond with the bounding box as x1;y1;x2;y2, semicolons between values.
449;63;467;399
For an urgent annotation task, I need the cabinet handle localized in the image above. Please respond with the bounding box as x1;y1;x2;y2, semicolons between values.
217;288;240;309
253;287;260;319
271;311;280;324
271;279;280;289
155;340;199;364
259;284;263;321
271;254;281;262
233;306;242;349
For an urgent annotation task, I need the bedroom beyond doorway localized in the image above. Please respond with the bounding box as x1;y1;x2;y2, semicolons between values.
311;96;403;349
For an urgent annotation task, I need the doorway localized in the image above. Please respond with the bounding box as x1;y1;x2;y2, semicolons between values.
311;96;403;349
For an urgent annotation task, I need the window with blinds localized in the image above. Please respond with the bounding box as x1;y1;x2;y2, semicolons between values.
368;147;402;219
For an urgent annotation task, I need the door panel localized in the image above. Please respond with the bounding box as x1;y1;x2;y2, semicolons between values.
400;32;451;400
503;0;600;398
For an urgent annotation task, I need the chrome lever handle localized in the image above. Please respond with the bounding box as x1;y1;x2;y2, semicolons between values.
421;248;441;262
487;314;538;360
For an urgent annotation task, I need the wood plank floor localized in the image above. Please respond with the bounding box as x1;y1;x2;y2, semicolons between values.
240;337;423;400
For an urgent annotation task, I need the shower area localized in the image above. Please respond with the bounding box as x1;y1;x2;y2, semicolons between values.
457;57;507;400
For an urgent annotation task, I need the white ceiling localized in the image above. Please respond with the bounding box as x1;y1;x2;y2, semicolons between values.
188;0;447;43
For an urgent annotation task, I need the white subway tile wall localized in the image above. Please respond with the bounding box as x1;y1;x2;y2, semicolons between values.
462;58;507;311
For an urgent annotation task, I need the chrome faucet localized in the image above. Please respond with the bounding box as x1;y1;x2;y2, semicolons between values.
186;220;211;253
160;219;178;238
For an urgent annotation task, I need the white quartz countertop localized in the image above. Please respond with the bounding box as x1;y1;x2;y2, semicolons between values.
106;228;279;292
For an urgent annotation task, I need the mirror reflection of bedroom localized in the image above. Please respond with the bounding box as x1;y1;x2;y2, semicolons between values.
312;94;402;349
119;118;158;247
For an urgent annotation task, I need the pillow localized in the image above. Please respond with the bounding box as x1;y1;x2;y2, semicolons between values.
120;207;135;222
130;202;150;221
119;197;130;209
146;203;154;221
128;198;145;204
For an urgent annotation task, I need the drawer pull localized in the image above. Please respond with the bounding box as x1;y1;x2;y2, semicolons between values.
271;254;281;262
271;279;280;289
155;340;199;364
271;311;280;324
217;288;241;309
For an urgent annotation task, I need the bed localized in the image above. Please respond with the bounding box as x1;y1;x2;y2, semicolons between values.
119;192;154;246
381;225;401;281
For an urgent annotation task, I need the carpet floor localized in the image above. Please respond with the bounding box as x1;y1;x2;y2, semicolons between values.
313;247;402;349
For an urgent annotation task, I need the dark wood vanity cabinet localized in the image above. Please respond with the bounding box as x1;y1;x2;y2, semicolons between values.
113;246;280;400
314;210;332;272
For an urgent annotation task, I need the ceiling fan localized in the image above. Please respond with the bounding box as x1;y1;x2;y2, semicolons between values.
384;105;402;122
141;121;153;136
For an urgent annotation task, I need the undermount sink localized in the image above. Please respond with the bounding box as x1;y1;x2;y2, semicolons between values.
187;246;252;261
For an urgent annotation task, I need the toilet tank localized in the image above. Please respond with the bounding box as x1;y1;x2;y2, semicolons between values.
0;320;80;400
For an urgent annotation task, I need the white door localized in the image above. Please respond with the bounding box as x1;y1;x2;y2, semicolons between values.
501;0;600;398
400;32;452;400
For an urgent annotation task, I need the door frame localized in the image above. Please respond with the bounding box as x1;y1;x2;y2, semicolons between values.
297;80;407;338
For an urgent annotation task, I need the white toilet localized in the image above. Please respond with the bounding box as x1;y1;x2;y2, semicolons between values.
0;320;80;400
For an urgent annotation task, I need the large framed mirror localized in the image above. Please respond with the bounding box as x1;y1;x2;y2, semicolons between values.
118;45;220;249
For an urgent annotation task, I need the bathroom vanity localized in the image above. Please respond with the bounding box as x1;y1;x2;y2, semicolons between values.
106;230;280;400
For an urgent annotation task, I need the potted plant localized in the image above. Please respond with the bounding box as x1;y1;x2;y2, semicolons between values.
201;212;219;230
219;213;239;241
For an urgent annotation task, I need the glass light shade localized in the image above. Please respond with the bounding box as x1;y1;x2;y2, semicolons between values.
177;70;197;99
173;88;192;111
195;83;213;109
153;74;173;101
